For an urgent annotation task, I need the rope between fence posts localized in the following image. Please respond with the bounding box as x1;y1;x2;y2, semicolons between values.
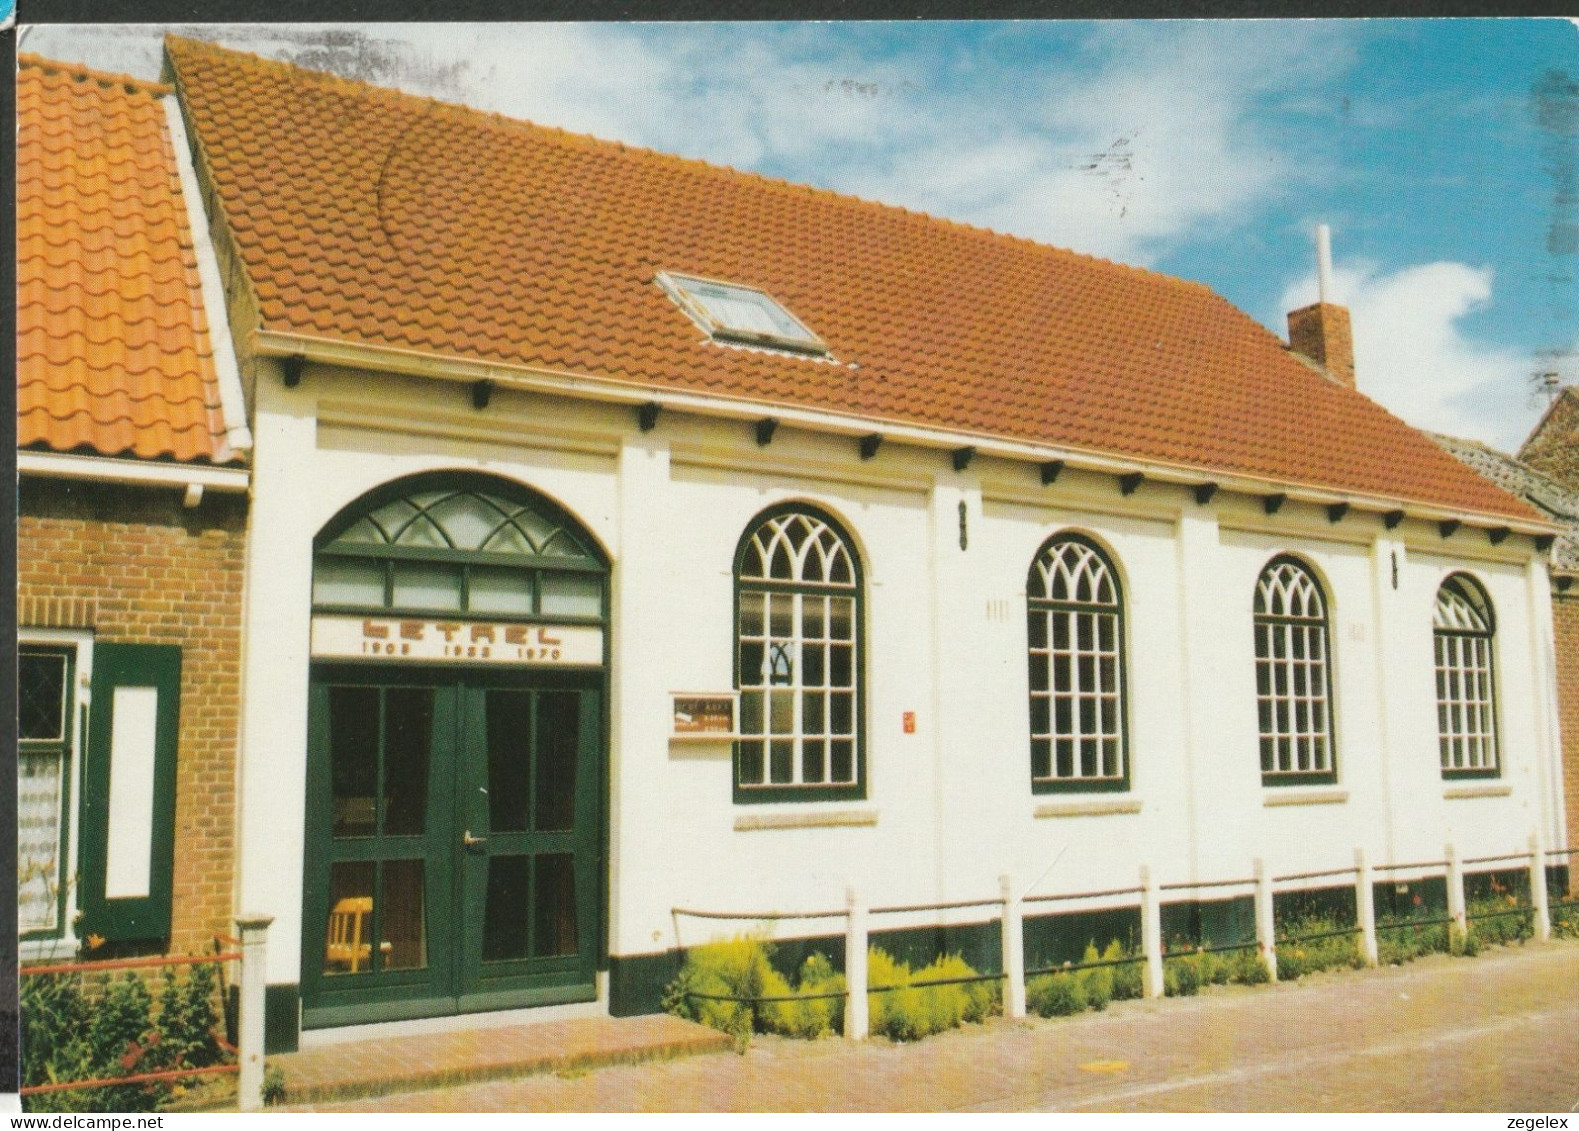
1024;954;1145;977
686;988;850;1004
20;1062;239;1097
1159;941;1260;959
1277;925;1360;944
673;909;846;922
1158;878;1254;892
1463;852;1532;866
1545;847;1579;859
685;969;1006;1005
1372;861;1449;872
1465;906;1535;922
1022;885;1142;904
1273;867;1358;884
1375;916;1455;930
870;898;1002;915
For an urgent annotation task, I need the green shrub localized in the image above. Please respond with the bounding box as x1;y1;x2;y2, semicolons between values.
1275;918;1364;980
1107;941;1145;1001
152;962;222;1074
1076;944;1113;1011
1230;947;1270;985
1552;904;1579;940
866;948;994;1041
762;954;845;1039
1465;896;1532;948
262;1065;287;1107
1376;920;1449;966
1449;923;1480;958
661;934;777;1041
1027;970;1087;1016
21;962;227;1114
663;936;855;1042
1198;949;1232;986
1164;951;1200;996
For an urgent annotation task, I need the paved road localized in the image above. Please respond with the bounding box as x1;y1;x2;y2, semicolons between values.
299;941;1579;1112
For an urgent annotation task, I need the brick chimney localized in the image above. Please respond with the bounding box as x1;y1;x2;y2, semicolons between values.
1286;225;1355;390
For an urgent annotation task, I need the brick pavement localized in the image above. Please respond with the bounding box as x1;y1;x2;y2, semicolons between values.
284;941;1579;1113
271;1014;731;1105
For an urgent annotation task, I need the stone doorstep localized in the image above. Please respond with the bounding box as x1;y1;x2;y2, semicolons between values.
272;1014;734;1107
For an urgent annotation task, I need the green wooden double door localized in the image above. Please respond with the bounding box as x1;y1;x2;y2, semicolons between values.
303;666;602;1028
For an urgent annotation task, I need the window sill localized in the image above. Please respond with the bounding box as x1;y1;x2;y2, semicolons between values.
734;807;878;831
1034;797;1143;819
1262;788;1349;808
1443;782;1512;800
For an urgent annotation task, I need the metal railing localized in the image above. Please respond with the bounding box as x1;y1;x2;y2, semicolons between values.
18;916;272;1112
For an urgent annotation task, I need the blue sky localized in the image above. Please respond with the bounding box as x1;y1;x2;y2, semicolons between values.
25;19;1578;452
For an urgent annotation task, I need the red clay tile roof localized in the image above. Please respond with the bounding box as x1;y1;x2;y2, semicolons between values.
166;37;1533;520
18;55;236;465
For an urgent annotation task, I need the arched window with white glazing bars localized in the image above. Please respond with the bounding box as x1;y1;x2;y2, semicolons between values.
1254;556;1336;785
1434;574;1499;777
1027;535;1128;792
734;506;863;801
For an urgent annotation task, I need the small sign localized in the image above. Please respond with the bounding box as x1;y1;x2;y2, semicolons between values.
902;711;916;735
311;615;602;666
672;693;738;738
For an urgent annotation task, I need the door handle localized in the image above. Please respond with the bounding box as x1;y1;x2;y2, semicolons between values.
463;830;488;852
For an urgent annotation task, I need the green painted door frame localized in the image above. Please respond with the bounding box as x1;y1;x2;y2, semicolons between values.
302;663;603;1029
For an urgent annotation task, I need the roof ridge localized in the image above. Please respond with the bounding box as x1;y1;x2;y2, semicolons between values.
161;34;1207;296
18;52;171;97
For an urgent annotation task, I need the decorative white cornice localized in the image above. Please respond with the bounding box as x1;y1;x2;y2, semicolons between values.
251;328;1559;542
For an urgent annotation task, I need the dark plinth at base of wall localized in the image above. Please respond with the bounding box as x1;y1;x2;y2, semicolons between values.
267;984;301;1053
226;982;300;1054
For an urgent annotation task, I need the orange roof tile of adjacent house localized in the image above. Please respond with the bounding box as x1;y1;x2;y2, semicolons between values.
17;54;236;465
165;36;1533;521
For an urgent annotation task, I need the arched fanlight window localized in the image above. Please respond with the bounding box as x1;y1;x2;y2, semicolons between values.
1026;535;1128;792
1434;574;1499;777
1254;556;1335;784
313;476;605;621
734;506;863;800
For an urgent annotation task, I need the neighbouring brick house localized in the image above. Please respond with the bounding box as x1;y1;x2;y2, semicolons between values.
16;56;251;961
1510;393;1579;885
148;35;1569;1052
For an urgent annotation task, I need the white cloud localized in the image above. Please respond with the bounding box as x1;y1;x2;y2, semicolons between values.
1278;261;1541;451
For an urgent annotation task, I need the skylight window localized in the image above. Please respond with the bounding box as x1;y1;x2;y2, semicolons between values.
658;272;828;357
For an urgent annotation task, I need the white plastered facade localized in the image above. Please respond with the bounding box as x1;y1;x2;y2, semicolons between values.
233;355;1568;1003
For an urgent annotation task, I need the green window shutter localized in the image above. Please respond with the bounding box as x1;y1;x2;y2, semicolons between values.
79;643;182;944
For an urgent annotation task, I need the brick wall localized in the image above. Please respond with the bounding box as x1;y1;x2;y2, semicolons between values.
1553;589;1579;896
18;475;247;956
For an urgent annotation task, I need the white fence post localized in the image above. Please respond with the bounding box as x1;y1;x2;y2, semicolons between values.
1445;842;1466;939
1000;874;1026;1020
844;886;868;1041
1140;865;1164;999
236;914;273;1112
1355;847;1379;966
1253;858;1278;984
1530;831;1552;942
